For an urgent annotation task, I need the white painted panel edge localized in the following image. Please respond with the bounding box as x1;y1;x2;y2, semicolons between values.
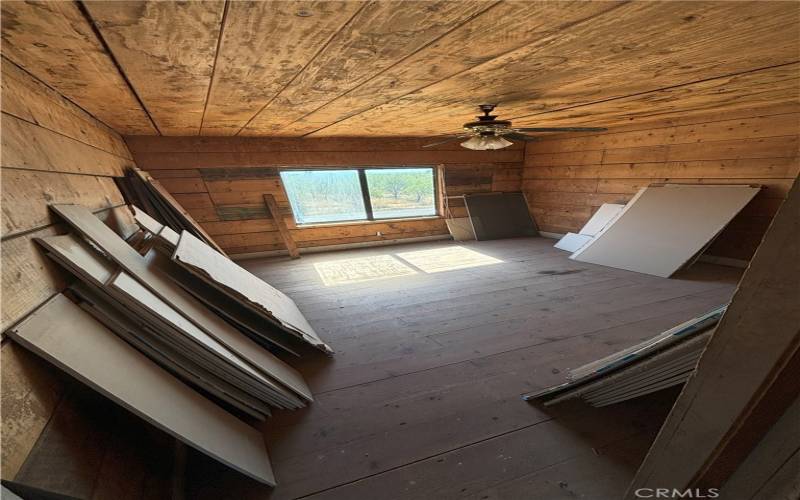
554;233;593;253
578;203;625;237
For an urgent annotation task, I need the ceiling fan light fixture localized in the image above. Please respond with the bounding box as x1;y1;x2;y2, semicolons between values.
460;135;513;150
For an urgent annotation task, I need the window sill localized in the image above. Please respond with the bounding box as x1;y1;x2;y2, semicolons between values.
294;215;442;229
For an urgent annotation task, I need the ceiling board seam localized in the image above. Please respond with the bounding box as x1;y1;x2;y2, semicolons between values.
533;109;800;143
301;0;632;137
199;0;230;136
0;55;129;143
510;61;800;123
233;1;372;137
273;0;504;134
76;0;162;136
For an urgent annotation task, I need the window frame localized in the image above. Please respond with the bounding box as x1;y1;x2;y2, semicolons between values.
279;165;440;227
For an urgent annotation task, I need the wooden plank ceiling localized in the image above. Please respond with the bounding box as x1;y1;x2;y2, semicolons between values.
2;1;798;137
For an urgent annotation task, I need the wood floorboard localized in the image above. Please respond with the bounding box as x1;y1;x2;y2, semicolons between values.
188;237;740;499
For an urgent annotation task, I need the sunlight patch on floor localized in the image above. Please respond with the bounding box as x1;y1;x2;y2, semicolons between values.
396;246;503;273
314;255;417;286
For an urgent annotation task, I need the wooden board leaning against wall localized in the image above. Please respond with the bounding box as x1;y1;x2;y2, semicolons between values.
124;137;525;256
521;104;800;262
0;57;140;483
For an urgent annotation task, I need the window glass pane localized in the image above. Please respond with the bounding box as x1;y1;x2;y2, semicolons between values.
280;170;367;224
365;168;436;219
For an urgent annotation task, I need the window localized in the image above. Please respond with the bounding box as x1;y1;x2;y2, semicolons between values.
280;167;437;225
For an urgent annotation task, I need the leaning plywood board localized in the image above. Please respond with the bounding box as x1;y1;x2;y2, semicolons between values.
464;192;538;241
172;231;332;354
8;294;275;485
46;206;312;402
571;185;760;277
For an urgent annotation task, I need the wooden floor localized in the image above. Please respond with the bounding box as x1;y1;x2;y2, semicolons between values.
185;237;742;500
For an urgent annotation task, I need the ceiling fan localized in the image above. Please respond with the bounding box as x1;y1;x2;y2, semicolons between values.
423;104;607;150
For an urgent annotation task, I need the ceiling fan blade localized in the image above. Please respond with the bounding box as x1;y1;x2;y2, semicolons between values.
513;127;608;132
504;132;537;142
422;135;471;148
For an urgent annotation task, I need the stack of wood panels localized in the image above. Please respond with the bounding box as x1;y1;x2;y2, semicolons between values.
523;305;727;407
7;203;331;485
116;168;226;255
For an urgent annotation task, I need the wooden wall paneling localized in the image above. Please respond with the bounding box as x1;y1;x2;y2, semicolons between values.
522;108;800;261
202;220;277;237
1;58;132;159
1;170;123;238
626;176;800;496
1;205;136;333
1;114;134;176
525;159;800;181
0;0;155;134
311;2;800;136
201;1;365;136
126;137;522;254
157;177;207;194
132;149;523;170
0;205;137;485
241;0;490;136
1;59;140;484
83;1;225;135
283;1;622;136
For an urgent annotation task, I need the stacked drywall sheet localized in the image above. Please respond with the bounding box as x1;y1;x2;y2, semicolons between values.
8;294;277;485
523;305;727;407
172;231;333;354
554;203;624;252
10;203;332;484
133;208;324;356
570;184;761;277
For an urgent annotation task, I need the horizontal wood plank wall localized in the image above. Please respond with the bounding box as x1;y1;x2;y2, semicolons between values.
125;137;524;255
522;105;800;261
0;57;139;481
